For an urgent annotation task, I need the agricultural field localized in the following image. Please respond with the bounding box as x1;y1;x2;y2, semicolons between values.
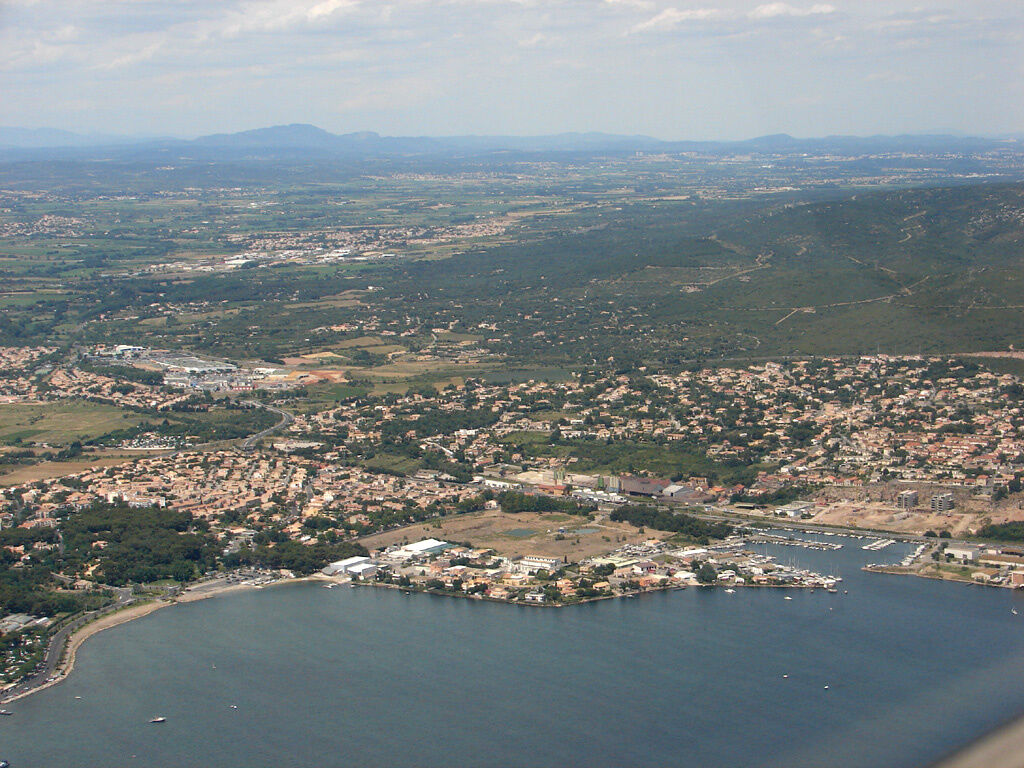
2;150;1024;376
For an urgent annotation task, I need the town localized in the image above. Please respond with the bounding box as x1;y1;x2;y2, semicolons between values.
4;340;1024;688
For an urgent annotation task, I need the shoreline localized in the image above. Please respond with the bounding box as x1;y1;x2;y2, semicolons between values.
1;574;320;705
0;571;845;705
865;564;1020;590
4;570;1017;767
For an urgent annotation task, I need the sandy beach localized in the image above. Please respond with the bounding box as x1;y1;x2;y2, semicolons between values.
2;574;320;704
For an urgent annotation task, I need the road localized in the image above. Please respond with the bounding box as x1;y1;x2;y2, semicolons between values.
1;591;135;704
239;401;294;450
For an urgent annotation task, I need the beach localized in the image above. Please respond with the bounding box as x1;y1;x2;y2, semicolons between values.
1;574;317;704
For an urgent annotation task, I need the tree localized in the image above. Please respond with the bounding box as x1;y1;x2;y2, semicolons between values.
171;560;196;582
696;563;718;584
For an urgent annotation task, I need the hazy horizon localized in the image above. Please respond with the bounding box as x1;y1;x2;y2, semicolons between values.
1;0;1021;141
1;122;1020;145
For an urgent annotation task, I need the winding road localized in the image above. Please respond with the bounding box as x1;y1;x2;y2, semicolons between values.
239;401;294;450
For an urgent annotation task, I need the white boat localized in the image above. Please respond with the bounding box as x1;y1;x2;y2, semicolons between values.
724;588;736;594
784;596;793;600
149;716;167;723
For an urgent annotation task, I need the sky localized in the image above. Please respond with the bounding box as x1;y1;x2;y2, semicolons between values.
0;0;1021;140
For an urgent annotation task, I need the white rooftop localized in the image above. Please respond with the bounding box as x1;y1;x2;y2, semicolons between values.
402;538;450;553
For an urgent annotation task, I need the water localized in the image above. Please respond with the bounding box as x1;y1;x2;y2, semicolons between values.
3;534;1024;767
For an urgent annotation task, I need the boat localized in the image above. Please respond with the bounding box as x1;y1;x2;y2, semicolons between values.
724;588;736;594
0;710;12;716
149;716;166;724
1013;608;1019;616
784;596;793;600
323;584;335;589
0;759;9;767
827;588;838;594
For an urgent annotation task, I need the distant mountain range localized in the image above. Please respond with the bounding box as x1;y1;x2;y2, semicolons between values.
1;123;1021;157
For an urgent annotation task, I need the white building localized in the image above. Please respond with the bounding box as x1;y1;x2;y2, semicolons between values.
946;544;980;563
518;555;562;573
348;562;378;581
400;539;451;558
323;555;372;576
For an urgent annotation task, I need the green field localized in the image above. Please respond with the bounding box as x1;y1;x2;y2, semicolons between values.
0;401;144;446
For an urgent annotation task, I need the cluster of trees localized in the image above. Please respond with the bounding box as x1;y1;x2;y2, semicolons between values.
78;361;165;386
60;503;218;585
225;540;368;575
497;491;595;516
379;406;501;441
0;526;107;617
609;504;732;542
976;522;1024;542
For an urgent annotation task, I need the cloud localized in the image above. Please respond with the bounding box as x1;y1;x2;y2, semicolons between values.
518;32;561;48
748;3;836;19
631;7;725;33
101;41;163;70
218;0;361;38
603;0;654;8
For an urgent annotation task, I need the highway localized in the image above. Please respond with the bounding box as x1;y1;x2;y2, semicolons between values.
239;401;294;450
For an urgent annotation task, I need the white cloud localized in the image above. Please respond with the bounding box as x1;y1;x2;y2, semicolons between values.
218;0;361;38
518;32;561;47
748;3;836;19
631;7;725;33
101;41;163;70
603;0;655;8
308;0;359;21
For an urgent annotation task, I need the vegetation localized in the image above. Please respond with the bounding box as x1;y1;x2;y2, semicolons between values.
497;491;595;516
609;504;733;542
976;522;1024;543
59;503;218;585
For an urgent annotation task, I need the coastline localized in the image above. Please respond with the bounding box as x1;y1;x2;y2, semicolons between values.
0;572;846;704
1;574;320;705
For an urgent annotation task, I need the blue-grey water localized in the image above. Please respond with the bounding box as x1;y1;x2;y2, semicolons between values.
3;533;1024;767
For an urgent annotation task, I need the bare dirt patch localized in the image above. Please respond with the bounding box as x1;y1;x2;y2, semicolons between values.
358;509;669;561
